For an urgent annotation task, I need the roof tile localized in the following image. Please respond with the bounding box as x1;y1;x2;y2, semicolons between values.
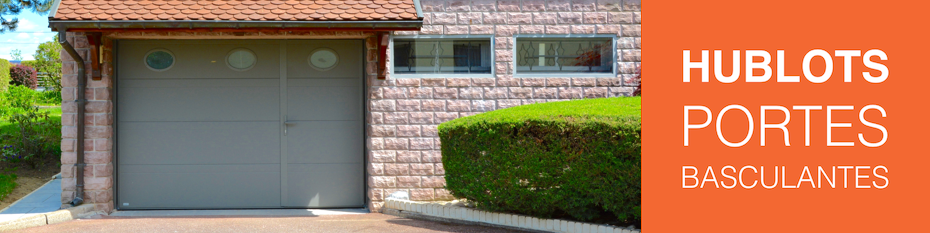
54;0;419;21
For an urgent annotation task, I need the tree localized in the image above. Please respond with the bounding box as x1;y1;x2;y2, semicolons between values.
1;0;54;33
32;36;60;91
10;49;22;61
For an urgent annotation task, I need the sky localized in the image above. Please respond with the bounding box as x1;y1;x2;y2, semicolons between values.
0;11;57;61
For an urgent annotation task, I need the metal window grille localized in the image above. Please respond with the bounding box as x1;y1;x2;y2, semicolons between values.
393;38;492;74
516;37;613;74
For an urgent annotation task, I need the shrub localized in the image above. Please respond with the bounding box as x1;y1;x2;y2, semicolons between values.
1;108;62;168
9;65;37;89
37;90;62;105
0;59;10;91
1;85;37;117
439;97;642;224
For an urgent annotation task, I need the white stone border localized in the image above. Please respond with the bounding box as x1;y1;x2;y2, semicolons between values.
384;198;640;233
0;204;105;231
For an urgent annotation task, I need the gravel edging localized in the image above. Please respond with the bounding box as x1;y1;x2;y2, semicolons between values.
0;204;104;232
383;198;641;233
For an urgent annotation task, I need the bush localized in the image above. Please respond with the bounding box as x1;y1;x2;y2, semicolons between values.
439;97;642;224
0;85;62;168
37;90;62;105
1;85;37;117
0;59;10;91
1;108;62;168
9;65;37;89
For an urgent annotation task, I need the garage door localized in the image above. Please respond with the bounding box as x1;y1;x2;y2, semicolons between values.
116;40;364;209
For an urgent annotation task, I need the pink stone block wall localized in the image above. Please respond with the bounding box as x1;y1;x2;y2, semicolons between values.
369;0;641;211
60;32;116;213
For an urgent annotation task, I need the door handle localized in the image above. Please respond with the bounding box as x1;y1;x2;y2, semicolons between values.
284;121;297;135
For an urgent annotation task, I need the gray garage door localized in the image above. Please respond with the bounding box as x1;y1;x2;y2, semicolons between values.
116;40;364;209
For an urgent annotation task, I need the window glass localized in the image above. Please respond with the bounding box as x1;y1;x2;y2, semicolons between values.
226;48;256;71
309;48;339;71
515;37;613;74
393;38;492;74
145;49;174;71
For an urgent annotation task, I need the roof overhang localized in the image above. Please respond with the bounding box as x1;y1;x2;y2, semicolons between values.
49;20;423;32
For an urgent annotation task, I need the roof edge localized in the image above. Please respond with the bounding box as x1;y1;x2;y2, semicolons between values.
48;0;61;19
413;0;424;19
49;20;423;31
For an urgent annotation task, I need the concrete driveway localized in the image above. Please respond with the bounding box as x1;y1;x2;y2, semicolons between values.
13;213;525;233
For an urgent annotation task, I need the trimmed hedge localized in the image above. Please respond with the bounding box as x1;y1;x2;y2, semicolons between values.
438;97;641;224
0;59;10;91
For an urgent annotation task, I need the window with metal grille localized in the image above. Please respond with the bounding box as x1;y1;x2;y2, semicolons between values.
393;38;492;75
515;37;614;74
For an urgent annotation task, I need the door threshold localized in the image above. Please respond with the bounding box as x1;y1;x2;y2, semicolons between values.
109;208;369;217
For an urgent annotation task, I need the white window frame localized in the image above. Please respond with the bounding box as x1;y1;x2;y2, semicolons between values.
390;34;496;78
512;34;618;78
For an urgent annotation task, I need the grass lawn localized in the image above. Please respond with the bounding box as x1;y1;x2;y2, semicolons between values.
0;174;15;201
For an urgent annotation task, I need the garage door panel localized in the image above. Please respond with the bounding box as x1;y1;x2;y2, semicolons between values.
119;80;279;122
119;122;280;165
117;39;364;209
119;164;281;209
285;164;363;208
119;79;279;88
287;85;361;121
287;78;361;86
120;40;280;80
282;40;365;208
286;121;363;164
285;40;362;79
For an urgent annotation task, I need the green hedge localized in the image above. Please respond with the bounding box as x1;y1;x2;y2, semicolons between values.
438;97;641;224
0;59;10;91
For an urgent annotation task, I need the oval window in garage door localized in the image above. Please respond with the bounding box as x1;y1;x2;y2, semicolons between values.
144;49;175;71
309;48;339;71
226;48;257;71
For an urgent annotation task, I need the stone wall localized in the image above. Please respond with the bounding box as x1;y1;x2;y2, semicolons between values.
366;0;641;211
59;32;116;213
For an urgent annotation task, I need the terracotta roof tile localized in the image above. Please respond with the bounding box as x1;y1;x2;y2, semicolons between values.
54;0;418;21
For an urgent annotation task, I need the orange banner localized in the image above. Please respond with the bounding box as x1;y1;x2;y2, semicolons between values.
645;1;930;231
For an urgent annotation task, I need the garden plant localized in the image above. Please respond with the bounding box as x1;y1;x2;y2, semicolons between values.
0;60;63;201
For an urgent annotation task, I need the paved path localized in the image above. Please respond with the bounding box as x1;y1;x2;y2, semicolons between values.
14;213;525;233
0;175;62;222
